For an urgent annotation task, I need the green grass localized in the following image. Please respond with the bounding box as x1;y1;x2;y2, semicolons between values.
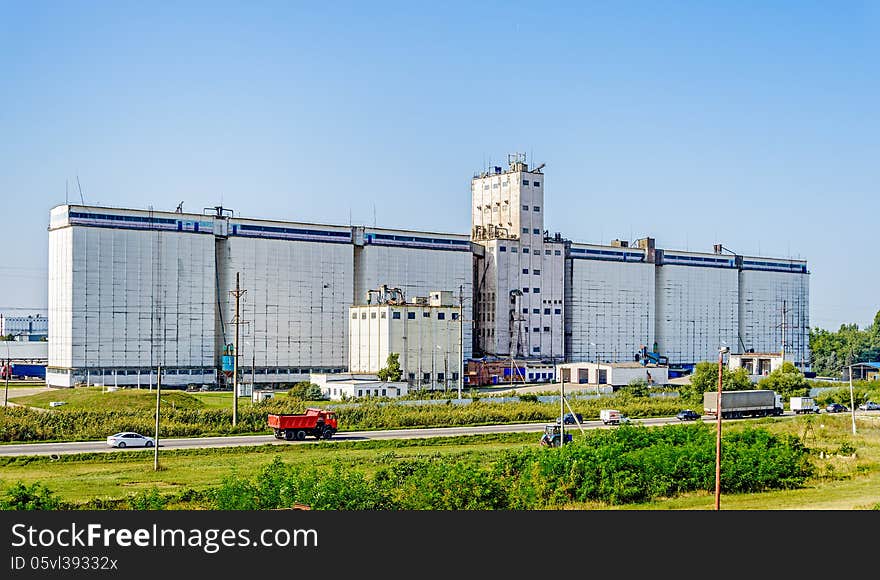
9;386;207;411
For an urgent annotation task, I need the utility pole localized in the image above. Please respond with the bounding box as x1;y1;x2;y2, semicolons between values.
458;284;464;400
715;346;729;510
848;348;857;435
154;365;161;471
230;272;247;427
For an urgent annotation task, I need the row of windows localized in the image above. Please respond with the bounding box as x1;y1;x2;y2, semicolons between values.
522;205;541;211
405;372;460;381
522;228;542;235
522;287;541;293
522;308;562;315
480;179;541;189
522;268;541;275
352;311;459;321
499;246;562;255
70;212;177;225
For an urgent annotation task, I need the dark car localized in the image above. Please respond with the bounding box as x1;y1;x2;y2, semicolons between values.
556;412;583;425
676;409;701;421
826;403;848;413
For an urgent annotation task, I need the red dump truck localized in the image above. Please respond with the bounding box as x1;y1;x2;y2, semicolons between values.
268;408;338;441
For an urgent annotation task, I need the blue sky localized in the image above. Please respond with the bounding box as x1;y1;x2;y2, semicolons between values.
1;0;878;330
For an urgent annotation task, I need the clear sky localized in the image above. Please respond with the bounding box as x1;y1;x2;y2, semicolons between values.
1;0;877;331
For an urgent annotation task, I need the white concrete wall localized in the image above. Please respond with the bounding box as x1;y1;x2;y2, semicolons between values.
223;235;353;371
355;240;472;359
654;262;739;365
567;247;655;365
738;267;810;368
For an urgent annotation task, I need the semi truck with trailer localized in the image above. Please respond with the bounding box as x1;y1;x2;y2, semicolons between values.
703;390;784;419
268;408;338;441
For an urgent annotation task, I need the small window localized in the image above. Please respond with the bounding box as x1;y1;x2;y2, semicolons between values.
452;312;459;320
533;287;540;293
499;246;507;252
532;346;540;352
522;228;529;234
534;205;541;211
555;308;561;315
483;184;489;190
522;204;529;211
423;312;430;318
543;326;550;332
533;228;540;234
522;287;529;293
358;390;363;397
545;249;551;255
533;308;540;314
533;249;539;255
523;180;529;186
380;311;386;319
452;372;459;381
528;373;535;380
382;389;386;396
371;312;377;319
351;313;357;319
438;312;445;320
554;250;561;255
533;327;540;333
544;308;551;315
392;311;401;319
408;372;415;380
533;182;540;187
438;373;445;381
361;313;367;319
423;373;430;381
533;269;541;275
492;183;499;188
522;308;528;314
510;247;517;253
522;268;529;274
522;247;529;253
407;312;415;319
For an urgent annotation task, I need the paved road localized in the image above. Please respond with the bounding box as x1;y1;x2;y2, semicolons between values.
0;416;681;457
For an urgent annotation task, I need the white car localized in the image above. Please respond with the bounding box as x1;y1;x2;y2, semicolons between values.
106;432;155;448
858;401;880;411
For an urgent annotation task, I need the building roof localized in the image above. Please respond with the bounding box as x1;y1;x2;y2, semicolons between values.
852;362;880;369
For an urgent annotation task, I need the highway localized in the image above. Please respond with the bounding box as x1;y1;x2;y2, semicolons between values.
0;416;682;457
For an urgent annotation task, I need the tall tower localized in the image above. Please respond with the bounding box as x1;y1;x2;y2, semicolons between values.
471;154;565;361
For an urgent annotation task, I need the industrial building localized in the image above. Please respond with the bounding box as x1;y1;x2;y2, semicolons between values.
46;154;810;389
1;314;48;341
348;288;463;391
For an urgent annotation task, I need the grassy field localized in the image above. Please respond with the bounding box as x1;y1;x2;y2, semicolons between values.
9;386;273;411
10;386;209;411
1;413;878;509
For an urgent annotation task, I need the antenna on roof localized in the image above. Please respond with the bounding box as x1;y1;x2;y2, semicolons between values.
76;175;85;205
175;201;184;213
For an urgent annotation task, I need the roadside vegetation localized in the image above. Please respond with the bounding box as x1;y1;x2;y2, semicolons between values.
1;413;879;510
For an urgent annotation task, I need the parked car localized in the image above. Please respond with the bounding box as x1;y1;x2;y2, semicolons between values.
858;401;880;411
825;403;848;414
106;432;155;448
556;412;584;425
676;409;701;421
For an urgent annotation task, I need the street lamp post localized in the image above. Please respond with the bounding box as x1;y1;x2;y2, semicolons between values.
715;345;729;511
590;342;599;396
847;361;857;436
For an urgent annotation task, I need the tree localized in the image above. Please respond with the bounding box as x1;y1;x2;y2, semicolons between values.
377;353;402;382
288;381;324;401
683;361;752;398
621;378;649;397
757;361;809;398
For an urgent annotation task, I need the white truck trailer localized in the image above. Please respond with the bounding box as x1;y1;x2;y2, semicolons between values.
790;396;819;414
